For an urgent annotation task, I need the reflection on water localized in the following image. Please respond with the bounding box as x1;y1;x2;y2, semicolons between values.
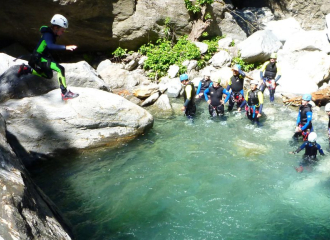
31;102;330;239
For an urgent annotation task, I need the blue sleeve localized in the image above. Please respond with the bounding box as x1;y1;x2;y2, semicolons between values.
240;89;244;96
239;100;246;108
223;89;231;103
296;112;301;126
295;142;307;153
275;75;281;82
204;88;210;101
238;70;246;77
196;81;202;95
258;104;263;114
44;32;66;51
209;82;213;87
226;84;231;91
260;71;263;79
301;112;312;131
317;143;325;155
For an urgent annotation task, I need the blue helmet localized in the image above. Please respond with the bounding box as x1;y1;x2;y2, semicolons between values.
302;94;312;101
180;74;188;81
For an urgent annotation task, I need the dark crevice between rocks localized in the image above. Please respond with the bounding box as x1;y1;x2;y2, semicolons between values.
14;193;34;239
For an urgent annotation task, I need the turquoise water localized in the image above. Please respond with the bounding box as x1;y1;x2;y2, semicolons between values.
31;102;330;240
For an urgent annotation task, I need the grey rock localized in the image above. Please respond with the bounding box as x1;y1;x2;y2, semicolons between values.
218;37;233;49
133;84;159;99
0;114;73;239
62;61;110;91
141;91;160;107
238;30;282;63
194;42;209;54
96;59;112;73
154;94;172;111
264;17;302;43
168;65;180;78
125;59;139;71
159;77;182;98
0;87;154;156
208;50;232;68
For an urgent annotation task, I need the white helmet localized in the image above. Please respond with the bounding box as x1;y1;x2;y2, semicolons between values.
250;79;259;85
50;14;69;28
325;103;330;112
308;132;317;142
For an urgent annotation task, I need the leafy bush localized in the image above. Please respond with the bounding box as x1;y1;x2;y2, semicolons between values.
139;36;201;80
232;54;259;72
112;47;127;58
184;0;214;13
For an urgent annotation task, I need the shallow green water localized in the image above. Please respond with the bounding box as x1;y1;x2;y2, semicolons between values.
31;102;330;240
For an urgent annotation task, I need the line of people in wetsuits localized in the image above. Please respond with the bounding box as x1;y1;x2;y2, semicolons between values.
180;53;327;172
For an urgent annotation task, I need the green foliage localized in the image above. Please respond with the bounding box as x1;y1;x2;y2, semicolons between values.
202;32;209;37
112;47;127;58
139;36;201;80
204;12;212;20
230;39;235;47
232;55;257;72
196;36;222;68
184;0;214;13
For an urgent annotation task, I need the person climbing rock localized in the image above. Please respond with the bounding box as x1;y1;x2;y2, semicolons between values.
290;132;324;172
17;14;79;101
195;72;213;100
238;79;264;125
180;74;196;119
292;94;313;141
204;79;230;117
325;103;330;147
226;64;246;111
259;53;281;102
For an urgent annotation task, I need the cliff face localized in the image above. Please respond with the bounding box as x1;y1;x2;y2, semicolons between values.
1;0;329;53
0;114;73;239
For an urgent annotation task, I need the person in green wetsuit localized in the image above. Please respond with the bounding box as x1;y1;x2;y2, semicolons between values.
180;74;196;119
17;14;79;100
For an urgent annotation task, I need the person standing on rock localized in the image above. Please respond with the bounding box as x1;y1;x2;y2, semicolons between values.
204;79;230;117
238;79;264;126
180;74;196;119
259;53;281;102
17;14;79;100
290;132;324;173
292;94;313;141
195;73;212;100
226;64;246;111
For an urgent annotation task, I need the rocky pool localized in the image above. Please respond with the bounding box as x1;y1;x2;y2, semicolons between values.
30;101;330;239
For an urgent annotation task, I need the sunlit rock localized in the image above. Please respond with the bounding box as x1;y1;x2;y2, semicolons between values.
0;87;154;155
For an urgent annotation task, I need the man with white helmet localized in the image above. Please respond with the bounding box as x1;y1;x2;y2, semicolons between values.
195;72;212;100
290;132;324;172
226;64;246;111
238;79;264;125
17;14;79;100
292;94;313;141
259;53;281;102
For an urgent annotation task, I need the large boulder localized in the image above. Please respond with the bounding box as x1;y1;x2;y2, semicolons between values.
0;114;73;239
98;64;147;90
238;30;283;63
208;50;232;68
0;87;154;156
0;65;58;103
62;61;110;91
276;50;330;94
0;53;26;76
264;17;302;43
283;30;330;53
158;77;182;98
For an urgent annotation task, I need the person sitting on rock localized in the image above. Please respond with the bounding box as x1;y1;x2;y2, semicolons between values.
195;73;213;100
238;79;264;125
292;94;313;141
17;14;79;101
325;103;330;147
259;53;281;102
204;79;230;117
180;74;196;119
226;64;246;111
290;132;324;172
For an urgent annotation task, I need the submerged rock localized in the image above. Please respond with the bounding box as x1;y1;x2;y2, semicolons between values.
0;87;154;157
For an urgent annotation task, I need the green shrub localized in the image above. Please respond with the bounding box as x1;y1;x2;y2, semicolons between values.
232;54;259;72
184;0;214;13
139;36;201;80
112;47;127;58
